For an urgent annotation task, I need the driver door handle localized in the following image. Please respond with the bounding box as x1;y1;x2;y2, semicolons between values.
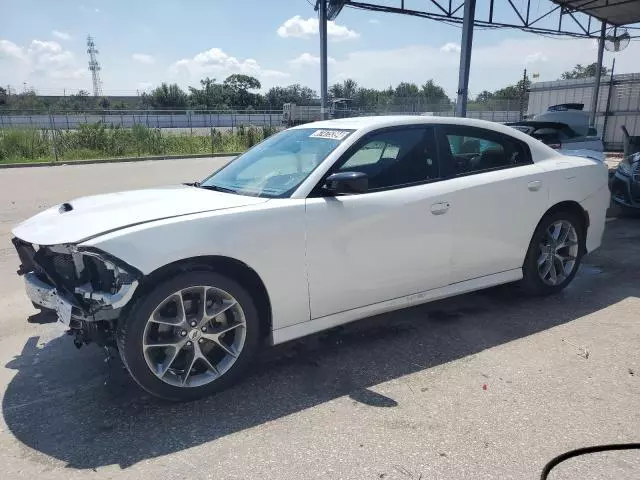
431;202;450;215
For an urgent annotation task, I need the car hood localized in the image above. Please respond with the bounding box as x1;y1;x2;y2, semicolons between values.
12;185;268;246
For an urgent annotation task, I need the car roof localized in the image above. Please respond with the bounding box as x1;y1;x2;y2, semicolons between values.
292;115;561;161
293;115;529;136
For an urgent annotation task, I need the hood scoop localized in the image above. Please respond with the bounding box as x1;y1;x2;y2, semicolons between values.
59;202;74;213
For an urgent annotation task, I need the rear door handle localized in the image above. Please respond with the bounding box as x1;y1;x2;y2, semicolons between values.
431;202;450;215
528;180;542;192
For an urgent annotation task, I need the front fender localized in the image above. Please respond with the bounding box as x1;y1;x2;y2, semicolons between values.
81;200;310;331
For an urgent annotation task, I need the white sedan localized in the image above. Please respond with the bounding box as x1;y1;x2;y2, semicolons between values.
12;116;610;401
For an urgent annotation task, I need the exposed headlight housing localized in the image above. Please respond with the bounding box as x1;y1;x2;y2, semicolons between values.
72;247;140;311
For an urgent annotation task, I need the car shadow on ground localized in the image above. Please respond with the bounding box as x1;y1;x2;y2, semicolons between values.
3;218;640;470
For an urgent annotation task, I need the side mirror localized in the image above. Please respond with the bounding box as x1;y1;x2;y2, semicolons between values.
324;171;368;195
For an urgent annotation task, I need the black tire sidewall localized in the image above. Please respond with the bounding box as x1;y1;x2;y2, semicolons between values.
521;211;585;296
117;270;261;401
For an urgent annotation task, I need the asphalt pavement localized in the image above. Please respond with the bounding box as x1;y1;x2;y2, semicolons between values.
0;158;638;480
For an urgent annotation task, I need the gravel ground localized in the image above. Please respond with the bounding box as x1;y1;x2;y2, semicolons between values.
0;158;638;480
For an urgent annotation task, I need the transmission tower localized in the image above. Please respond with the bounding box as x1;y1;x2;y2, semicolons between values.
86;35;103;97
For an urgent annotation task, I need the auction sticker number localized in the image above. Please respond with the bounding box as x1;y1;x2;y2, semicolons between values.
309;130;350;140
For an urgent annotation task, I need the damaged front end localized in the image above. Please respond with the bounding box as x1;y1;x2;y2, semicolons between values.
13;238;141;348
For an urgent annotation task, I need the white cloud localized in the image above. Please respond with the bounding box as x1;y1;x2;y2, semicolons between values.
319;37;640;98
27;40;75;68
525;52;548;64
289;52;336;67
49;68;86;80
52;30;71;41
440;42;461;53
261;70;290;78
0;38;85;85
368;19;380;24
277;15;359;41
171;47;287;84
132;53;155;64
137;81;153;91
0;39;26;60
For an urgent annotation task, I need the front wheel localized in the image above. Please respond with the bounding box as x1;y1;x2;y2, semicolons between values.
520;211;585;296
117;271;261;401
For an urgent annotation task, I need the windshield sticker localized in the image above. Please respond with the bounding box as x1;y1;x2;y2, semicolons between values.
309;129;350;140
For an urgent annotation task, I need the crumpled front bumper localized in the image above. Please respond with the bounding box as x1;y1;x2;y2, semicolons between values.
24;272;58;310
14;237;140;322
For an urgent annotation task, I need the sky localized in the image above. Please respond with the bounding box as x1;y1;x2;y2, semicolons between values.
2;0;640;99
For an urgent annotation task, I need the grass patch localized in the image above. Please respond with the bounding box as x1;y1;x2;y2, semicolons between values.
0;124;279;164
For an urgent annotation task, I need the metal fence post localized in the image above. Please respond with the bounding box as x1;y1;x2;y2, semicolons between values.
49;109;59;162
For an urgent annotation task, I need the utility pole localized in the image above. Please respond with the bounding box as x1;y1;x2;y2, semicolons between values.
519;68;527;121
455;0;476;117
318;0;328;120
590;23;607;127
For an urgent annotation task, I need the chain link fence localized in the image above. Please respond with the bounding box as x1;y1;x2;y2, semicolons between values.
0;102;522;164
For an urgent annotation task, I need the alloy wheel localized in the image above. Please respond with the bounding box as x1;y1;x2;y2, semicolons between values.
537;220;579;286
142;286;246;388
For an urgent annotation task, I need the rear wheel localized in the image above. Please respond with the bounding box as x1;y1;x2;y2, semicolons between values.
117;271;261;401
520;211;585;296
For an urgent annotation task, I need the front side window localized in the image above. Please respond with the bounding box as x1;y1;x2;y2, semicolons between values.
200;128;353;198
335;128;438;190
442;126;531;176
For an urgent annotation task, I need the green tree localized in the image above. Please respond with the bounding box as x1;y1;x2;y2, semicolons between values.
420;79;450;104
329;78;358;100
111;101;129;110
475;90;494;102
5;89;46;112
142;83;188;109
188;77;229;109
0;86;7;106
223;74;261;107
561;63;610;80
265;84;317;108
98;97;110;109
394;82;421;98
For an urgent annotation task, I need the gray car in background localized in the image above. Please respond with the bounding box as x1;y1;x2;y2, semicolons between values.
507;104;605;162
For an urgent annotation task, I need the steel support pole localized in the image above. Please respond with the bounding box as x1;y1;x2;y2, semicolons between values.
590;22;606;127
455;0;476;117
319;0;328;120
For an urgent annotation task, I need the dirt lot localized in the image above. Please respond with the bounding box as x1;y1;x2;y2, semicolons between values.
0;158;638;480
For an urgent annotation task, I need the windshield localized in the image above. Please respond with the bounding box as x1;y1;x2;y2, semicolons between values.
200;128;353;198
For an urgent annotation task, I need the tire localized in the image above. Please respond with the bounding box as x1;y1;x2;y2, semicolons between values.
117;270;261;401
519;210;585;296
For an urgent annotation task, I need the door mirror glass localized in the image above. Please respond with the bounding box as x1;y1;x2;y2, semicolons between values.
324;171;368;195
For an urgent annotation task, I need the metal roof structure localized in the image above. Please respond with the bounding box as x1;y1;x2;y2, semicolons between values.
552;0;640;26
316;1;640;121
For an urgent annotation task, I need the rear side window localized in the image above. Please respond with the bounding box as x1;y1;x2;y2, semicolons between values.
439;126;532;177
